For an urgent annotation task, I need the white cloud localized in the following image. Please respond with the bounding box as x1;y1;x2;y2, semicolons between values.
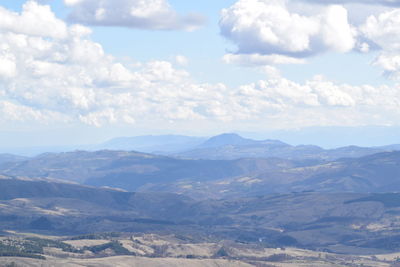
320;5;356;53
0;2;198;125
0;55;16;79
360;9;400;51
300;0;400;7
233;75;400;128
372;53;400;79
64;0;205;31
0;2;227;126
219;0;400;80
174;55;189;66
0;1;68;39
220;0;356;60
0;1;399;130
261;66;282;79
222;53;306;66
0;101;68;123
359;9;400;78
64;0;84;5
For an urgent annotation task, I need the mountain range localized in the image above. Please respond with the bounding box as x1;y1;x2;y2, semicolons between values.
96;133;400;161
1;132;399;159
1;147;400;199
171;133;400;161
152;151;400;199
0;150;296;191
93;133;400;160
1;133;400;262
96;134;207;153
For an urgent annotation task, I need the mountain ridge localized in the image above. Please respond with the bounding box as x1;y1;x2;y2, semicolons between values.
174;133;398;161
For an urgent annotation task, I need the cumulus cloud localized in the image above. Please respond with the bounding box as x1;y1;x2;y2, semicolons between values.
222;53;306;66
174;55;189;66
219;0;400;80
233;75;400;128
372;53;400;79
359;9;400;78
360;9;400;51
0;1;399;130
300;0;400;7
220;0;356;64
64;0;205;31
0;1;68;39
0;55;17;78
0;1;201;125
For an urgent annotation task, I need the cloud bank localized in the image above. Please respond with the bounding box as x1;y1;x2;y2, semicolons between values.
359;9;400;78
220;0;400;80
300;0;400;7
0;1;399;130
64;0;205;31
220;0;356;63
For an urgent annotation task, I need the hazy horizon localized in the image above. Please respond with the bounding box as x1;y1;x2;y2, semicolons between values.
0;125;400;157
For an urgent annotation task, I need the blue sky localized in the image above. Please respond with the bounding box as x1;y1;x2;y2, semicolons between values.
0;0;400;148
2;0;389;86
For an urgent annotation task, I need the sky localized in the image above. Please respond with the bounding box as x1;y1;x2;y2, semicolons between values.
1;0;400;148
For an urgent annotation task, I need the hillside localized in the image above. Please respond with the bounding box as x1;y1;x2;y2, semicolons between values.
0;233;395;267
2;150;400;199
0;150;295;191
196;133;260;148
0;154;28;164
2;177;400;255
144;151;400;199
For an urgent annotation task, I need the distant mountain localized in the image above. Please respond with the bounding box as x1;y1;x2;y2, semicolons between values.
0;177;197;234
0;153;28;164
3;133;397;160
3;149;400;200
379;144;400;151
290;151;400;193
0;135;207;156
175;133;397;161
0;150;294;191
196;133;259;148
96;133;400;162
146;151;400;199
176;142;320;161
250;125;400;148
2;177;400;253
96;135;207;153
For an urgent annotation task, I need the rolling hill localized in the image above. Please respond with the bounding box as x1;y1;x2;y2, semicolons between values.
1;177;400;254
1;150;400;199
139;151;400;199
0;150;295;191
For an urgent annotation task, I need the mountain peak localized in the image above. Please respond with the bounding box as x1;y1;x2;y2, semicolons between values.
198;133;257;148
